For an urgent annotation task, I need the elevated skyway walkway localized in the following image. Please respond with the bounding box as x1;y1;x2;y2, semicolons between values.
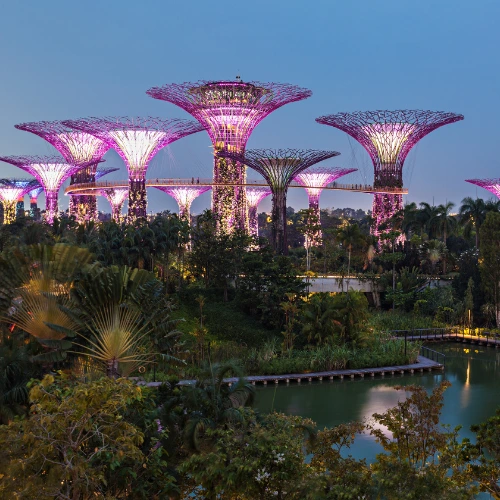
65;178;409;196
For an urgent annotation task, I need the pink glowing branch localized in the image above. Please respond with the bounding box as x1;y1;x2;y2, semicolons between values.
466;179;500;199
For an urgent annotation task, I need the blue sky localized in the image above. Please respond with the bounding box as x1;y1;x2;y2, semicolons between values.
0;0;498;215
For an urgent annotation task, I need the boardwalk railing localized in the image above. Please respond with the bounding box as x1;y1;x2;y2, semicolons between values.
420;346;446;367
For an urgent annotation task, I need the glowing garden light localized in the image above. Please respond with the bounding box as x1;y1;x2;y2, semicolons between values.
245;187;271;238
0;155;93;224
0;179;40;223
154;185;211;220
147;79;311;234
294;167;356;244
63;117;204;220
316;110;464;237
221;149;340;254
15;121;111;223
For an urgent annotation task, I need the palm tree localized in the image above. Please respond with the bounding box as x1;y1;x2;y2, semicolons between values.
301;293;340;344
0;244;92;341
400;202;421;239
73;305;154;378
434;202;457;274
420;239;447;275
182;363;255;451
336;223;365;279
459;197;486;248
418;202;440;238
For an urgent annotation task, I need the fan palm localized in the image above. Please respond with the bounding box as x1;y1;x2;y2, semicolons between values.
73;305;154;378
0;244;92;340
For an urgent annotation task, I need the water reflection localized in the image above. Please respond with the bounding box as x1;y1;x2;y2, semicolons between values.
255;342;500;460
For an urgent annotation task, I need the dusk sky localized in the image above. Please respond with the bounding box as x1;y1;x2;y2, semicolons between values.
0;1;498;215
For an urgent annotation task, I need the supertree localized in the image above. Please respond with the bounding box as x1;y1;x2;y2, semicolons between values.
154;185;211;221
146;79;312;233
0;179;40;224
465;179;500;199
0;155;93;223
221;149;340;254
28;185;44;220
14;120;111;223
99;188;128;222
316;110;464;237
245;186;271;238
63;117;204;220
294;166;357;244
95;166;120;180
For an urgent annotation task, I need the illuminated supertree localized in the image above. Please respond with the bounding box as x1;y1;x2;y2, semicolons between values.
14;120;111;223
294;167;357;244
316;110;464;236
221;149;340;254
465;179;500;199
0;155;93;223
95;166;119;180
99;188;128;222
245;187;271;238
146;79;312;233
0;179;40;224
154;185;211;220
28;185;44;220
63;117;203;220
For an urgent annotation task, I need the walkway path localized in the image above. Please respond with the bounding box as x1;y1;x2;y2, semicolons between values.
144;355;443;388
400;332;500;348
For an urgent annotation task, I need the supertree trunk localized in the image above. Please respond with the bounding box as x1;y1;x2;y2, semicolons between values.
30;200;40;221
129;178;147;219
213;155;248;232
272;189;288;255
45;191;59;224
248;205;259;238
3;201;17;224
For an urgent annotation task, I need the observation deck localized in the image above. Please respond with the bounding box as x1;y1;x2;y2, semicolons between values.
64;178;408;196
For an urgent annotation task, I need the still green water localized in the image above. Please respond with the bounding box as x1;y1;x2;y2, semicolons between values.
255;343;500;463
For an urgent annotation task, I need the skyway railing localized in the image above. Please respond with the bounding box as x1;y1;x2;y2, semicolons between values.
65;178;409;196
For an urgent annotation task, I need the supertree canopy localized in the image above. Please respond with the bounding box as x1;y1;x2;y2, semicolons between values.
146;79;312;233
294;167;356;244
245;186;271;238
316;110;464;237
465;179;500;199
0;155;92;224
221;149;340;254
154;185;211;220
28;185;44;220
99;188;128;222
63;117;204;220
0;179;40;223
95;166;120;180
15;120;111;223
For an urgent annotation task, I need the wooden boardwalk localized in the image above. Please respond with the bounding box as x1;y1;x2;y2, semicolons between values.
144;355;443;388
401;332;500;348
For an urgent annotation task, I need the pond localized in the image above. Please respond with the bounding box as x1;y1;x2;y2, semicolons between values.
255;342;500;465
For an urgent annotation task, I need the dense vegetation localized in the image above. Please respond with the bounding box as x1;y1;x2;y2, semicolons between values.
0;196;499;497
